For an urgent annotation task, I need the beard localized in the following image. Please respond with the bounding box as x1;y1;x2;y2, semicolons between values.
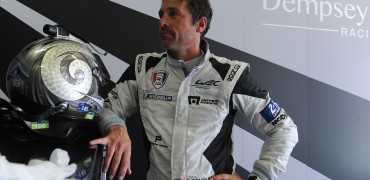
160;38;172;49
159;26;176;49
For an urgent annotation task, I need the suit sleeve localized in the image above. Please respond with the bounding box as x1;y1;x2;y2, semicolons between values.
98;59;139;136
232;68;299;180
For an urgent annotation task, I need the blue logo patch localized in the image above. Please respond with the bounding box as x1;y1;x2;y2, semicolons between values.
77;103;92;112
260;99;281;123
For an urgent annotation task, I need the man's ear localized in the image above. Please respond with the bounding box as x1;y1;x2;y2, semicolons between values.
196;17;208;33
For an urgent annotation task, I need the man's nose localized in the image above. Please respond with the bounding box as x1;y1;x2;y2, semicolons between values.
159;16;169;27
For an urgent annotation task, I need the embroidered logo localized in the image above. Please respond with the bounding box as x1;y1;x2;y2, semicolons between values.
227;64;241;81
144;93;172;101
137;56;143;73
191;79;221;89
260;99;281;123
188;96;219;105
152;70;169;89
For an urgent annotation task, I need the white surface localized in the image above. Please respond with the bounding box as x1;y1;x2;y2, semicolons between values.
0;148;76;180
0;89;9;102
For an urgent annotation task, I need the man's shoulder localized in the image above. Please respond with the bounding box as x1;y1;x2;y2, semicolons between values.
134;52;166;74
136;52;166;60
210;54;249;67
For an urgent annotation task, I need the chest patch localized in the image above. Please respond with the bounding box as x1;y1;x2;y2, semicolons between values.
152;70;169;89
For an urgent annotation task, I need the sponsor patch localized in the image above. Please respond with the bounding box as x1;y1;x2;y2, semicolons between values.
191;79;221;89
77;103;92;112
144;93;172;101
110;91;118;99
227;64;241;81
152;70;169;89
188;96;219;105
188;96;201;105
271;113;287;126
150;135;168;148
260;99;281;123
137;56;143;73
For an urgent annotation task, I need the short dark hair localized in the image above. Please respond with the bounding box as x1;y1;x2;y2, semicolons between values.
186;0;213;37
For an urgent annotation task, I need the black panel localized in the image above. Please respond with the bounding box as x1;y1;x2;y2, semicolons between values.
208;39;308;164
236;164;250;179
19;0;163;66
117;62;136;83
209;57;230;80
232;68;269;98
145;55;164;73
203;114;235;174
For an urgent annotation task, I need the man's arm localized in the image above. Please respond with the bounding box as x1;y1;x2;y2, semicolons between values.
248;106;298;180
232;67;299;180
90;61;140;180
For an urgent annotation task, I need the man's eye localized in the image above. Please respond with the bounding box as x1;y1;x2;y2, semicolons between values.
158;11;163;18
169;11;177;17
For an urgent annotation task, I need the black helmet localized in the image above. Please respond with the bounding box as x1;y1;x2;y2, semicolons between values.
2;24;110;143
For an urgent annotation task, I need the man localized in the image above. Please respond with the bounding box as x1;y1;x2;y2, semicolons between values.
89;0;298;179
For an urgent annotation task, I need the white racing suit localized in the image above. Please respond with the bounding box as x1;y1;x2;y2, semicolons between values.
99;39;298;180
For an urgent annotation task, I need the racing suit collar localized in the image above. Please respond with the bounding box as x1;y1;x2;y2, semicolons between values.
166;39;210;71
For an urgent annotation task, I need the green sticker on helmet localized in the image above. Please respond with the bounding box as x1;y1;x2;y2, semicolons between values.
85;112;95;120
31;121;49;129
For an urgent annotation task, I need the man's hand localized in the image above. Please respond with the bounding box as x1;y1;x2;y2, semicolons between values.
211;173;243;180
89;125;132;180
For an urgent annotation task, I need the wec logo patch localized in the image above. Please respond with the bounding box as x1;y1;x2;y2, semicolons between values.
191;79;221;89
